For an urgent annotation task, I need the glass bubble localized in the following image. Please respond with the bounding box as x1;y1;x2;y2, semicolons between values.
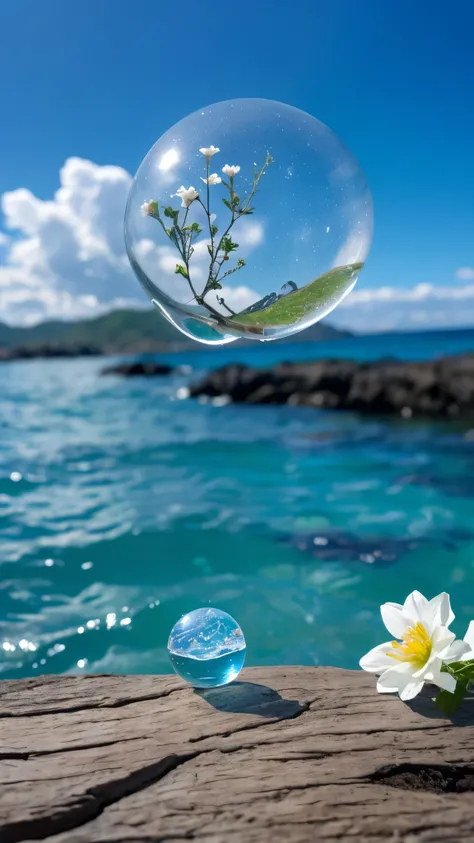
124;98;373;346
167;607;246;688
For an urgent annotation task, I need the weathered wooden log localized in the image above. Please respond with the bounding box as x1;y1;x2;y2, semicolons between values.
1;666;474;842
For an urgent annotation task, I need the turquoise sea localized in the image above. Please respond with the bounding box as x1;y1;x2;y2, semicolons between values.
1;328;474;680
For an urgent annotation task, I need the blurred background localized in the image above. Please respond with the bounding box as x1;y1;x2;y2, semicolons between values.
1;0;474;679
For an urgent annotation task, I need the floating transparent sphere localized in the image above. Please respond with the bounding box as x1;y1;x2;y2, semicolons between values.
124;98;373;346
167;607;246;688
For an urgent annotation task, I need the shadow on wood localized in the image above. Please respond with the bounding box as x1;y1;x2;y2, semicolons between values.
196;680;306;717
406;685;474;725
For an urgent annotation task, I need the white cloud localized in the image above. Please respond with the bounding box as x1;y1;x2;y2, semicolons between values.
0;155;472;334
0;157;142;324
332;280;474;332
333;231;369;268
456;266;474;281
233;220;264;247
341;282;474;305
0;159;267;326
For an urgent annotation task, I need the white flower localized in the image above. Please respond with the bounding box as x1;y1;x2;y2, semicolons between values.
199;146;220;159
222;164;241;177
461;621;474;660
175;185;198;208
360;591;470;701
201;173;222;185
140;200;157;216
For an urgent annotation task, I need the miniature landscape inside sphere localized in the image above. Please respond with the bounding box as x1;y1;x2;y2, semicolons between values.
124;98;373;345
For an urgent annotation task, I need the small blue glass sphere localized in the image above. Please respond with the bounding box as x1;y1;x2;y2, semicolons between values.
167;607;246;688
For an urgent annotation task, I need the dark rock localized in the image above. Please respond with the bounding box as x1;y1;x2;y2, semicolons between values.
281;527;473;565
0;344;103;361
190;354;474;418
280;530;423;564
101;360;175;376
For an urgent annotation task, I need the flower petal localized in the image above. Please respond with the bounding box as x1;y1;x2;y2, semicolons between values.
431;625;456;658
443;638;471;664
463;621;474;660
399;679;425;701
376;662;417;697
428;592;455;629
429;668;456;694
359;642;396;674
403;590;430;627
380;602;407;638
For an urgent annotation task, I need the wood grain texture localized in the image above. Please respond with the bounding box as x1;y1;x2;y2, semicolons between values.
1;667;474;843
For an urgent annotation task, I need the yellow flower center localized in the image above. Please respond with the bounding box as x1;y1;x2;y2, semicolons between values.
387;621;432;669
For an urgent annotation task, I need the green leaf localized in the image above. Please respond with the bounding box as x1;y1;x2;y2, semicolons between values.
436;679;470;716
211;224;218;237
222;198;232;210
183;221;202;234
445;660;474;684
164;206;179;222
207;244;213;258
220;235;239;254
237;258;246;268
232;195;240;208
174;263;189;279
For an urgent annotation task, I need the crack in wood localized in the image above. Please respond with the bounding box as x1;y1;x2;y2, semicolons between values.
0;687;182;719
0;734;148;761
2;752;199;843
189;699;312;743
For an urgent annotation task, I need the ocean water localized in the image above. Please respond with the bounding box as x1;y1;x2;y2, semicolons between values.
1;328;474;681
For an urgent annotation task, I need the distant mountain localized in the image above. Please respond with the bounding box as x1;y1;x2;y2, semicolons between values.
0;307;350;358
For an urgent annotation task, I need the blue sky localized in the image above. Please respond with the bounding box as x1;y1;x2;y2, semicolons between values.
0;0;473;331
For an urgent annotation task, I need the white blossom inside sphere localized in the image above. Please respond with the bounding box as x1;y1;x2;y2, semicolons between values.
168;607;246;688
124;98;373;346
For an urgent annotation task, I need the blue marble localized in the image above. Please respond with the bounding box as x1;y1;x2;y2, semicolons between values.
167;607;246;688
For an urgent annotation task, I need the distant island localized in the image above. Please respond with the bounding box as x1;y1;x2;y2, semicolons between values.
0;307;350;361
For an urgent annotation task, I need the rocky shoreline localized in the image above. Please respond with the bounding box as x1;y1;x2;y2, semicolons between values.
101;360;175;376
190;353;474;418
3;342;474;419
0;344;104;361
